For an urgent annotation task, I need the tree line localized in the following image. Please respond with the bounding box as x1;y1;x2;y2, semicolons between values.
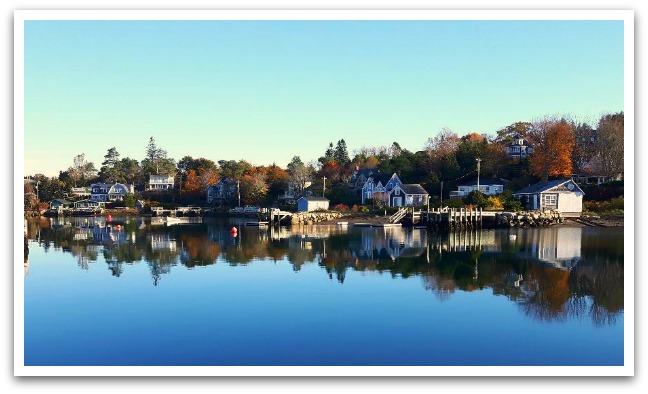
24;112;624;208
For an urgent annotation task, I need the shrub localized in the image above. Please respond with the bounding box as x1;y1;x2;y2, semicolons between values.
464;191;488;208
503;198;523;212
486;196;504;210
584;196;624;213
444;198;465;208
332;204;350;212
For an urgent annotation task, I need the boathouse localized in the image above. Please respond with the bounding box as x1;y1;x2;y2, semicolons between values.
388;184;429;207
296;196;330;212
513;179;584;217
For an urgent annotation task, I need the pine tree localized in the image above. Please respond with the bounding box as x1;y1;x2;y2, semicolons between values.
334;139;350;165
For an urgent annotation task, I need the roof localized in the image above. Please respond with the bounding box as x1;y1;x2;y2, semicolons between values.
355;168;377;177
507;134;532;147
399;184;429;195
459;177;508;187
514;179;582;194
298;196;329;202
51;198;71;204
368;173;394;185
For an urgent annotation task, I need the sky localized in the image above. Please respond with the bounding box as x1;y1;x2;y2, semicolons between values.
23;19;624;177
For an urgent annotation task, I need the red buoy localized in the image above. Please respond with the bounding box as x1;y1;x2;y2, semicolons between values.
106;214;112;222
230;227;238;233
115;225;121;230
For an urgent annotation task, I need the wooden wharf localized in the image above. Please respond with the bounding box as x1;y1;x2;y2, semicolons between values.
399;207;497;229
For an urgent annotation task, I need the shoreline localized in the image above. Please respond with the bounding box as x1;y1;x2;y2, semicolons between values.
25;210;623;228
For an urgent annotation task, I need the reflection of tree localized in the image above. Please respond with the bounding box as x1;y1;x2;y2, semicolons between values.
179;232;220;268
516;265;572;322
25;218;624;324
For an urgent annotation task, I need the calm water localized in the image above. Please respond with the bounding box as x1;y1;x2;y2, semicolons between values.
23;216;624;366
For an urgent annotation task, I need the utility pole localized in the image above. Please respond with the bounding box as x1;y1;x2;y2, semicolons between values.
476;158;482;193
476;158;482;190
322;176;327;197
237;180;241;207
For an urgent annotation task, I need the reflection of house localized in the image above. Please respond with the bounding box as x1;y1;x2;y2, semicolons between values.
513;179;583;216
146;174;174;191
353;227;427;261
506;133;533;159
297;196;329;212
450;178;507;198
91;182;134;202
206;178;238;205
148;233;177;251
520;227;582;270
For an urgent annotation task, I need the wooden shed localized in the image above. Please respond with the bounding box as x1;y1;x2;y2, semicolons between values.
296;197;330;212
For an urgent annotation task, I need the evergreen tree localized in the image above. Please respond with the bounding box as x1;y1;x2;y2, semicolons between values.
334;139;350;165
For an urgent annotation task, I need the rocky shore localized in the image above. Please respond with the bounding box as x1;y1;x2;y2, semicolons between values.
567;214;624;227
290;211;345;225
493;210;564;228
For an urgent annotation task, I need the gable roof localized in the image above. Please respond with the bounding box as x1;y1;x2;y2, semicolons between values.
298;196;329;202
366;173;398;187
507;133;532;147
514;179;583;194
399;184;429;195
51;198;71;205
354;168;377;178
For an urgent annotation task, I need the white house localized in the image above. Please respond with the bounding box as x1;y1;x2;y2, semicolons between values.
71;187;91;198
450;178;508;198
146;174;174;191
296;196;330;212
513;179;584;217
90;183;134;202
507;133;533;159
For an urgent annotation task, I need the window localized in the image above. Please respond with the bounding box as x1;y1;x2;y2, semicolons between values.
395;188;400;195
543;194;557;206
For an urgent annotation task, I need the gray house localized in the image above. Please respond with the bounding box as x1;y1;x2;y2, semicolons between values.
297;196;330;212
513;179;584;217
206;178;238;206
388;184;429;207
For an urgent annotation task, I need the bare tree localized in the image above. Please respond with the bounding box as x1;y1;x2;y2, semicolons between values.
592;112;624;178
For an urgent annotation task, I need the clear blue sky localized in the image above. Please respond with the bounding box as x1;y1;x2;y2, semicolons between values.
23;20;624;176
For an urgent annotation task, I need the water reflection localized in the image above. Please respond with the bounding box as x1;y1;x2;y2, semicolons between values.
25;217;623;325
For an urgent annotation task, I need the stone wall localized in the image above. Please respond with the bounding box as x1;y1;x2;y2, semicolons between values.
494;210;564;228
290;212;344;226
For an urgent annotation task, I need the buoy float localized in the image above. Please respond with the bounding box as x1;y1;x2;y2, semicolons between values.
116;225;121;230
106;214;112;222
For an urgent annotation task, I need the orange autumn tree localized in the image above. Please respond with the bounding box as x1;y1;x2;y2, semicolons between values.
528;118;575;181
182;169;201;196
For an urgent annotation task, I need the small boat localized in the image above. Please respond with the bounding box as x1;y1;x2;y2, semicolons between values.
165;217;184;225
246;221;269;227
336;222;349;226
